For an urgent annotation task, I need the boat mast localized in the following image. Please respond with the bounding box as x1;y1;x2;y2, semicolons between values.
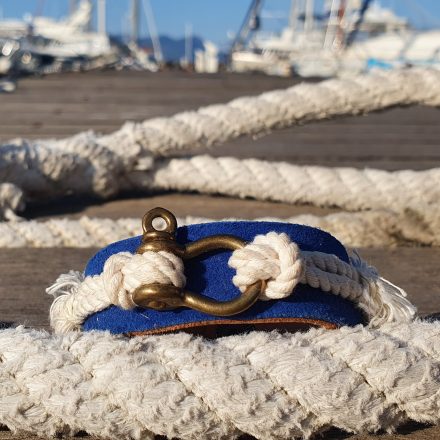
86;0;93;31
130;0;139;44
97;0;106;35
142;0;164;64
324;0;346;49
69;0;78;15
304;0;314;33
229;0;263;55
185;23;193;66
289;0;299;32
345;0;372;46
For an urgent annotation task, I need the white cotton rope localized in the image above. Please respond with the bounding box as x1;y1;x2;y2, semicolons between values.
0;207;438;248
1;321;440;440
0;68;439;209
47;232;416;334
152;156;440;214
2;155;440;223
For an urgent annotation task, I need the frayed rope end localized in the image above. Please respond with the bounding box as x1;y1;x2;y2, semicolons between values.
350;251;417;327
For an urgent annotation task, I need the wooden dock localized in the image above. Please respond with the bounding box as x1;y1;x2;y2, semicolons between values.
1;70;440;440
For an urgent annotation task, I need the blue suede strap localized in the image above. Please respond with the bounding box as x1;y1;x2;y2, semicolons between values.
83;221;364;334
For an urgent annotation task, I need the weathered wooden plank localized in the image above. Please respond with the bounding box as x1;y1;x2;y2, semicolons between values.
25;193;338;221
0;248;95;329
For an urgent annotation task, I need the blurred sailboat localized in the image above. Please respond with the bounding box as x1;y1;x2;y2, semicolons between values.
0;0;115;75
0;1;112;59
229;0;440;78
0;0;161;77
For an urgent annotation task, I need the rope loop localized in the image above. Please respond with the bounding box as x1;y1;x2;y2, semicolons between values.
229;232;304;300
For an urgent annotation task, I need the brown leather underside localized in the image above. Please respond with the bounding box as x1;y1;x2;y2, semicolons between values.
127;317;337;338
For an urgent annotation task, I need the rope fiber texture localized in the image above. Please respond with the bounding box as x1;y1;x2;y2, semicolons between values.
1;208;439;248
1;68;440;249
0;68;439;210
152;155;440;213
2;321;440;440
2;154;440;248
4;155;440;216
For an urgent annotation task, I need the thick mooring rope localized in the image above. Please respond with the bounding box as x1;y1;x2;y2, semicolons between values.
152;156;440;213
2;152;440;248
1;68;439;208
1;208;438;248
1;321;440;440
2;157;440;217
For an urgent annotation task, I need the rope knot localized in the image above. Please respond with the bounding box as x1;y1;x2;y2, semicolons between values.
103;250;186;309
229;232;304;300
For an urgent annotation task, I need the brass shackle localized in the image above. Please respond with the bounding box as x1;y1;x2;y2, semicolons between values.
132;207;264;316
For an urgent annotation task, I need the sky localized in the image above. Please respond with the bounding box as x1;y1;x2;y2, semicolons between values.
0;0;439;48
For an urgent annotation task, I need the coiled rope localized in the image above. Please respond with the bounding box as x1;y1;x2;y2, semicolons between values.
2;321;440;440
0;68;439;250
1;68;439;209
2;155;440;248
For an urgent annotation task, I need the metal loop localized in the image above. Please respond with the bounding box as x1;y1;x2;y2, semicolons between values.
142;207;177;235
133;207;265;316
